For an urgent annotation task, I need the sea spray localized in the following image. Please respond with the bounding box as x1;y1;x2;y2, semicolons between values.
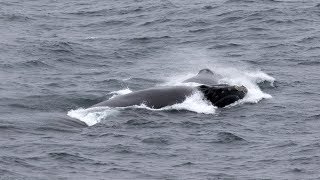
120;91;216;114
67;107;120;126
215;67;274;103
109;88;132;99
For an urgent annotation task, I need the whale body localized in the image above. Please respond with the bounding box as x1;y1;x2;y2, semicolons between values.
93;85;247;108
94;86;195;109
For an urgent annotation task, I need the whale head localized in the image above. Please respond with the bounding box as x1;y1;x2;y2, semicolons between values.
198;84;247;108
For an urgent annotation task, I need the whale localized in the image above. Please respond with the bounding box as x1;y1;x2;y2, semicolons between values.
183;68;222;85
93;84;247;108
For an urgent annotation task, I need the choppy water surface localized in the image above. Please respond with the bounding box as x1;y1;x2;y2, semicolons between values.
1;0;320;179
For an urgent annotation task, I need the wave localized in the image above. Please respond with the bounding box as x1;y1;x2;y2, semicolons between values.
108;88;132;99
34;126;80;133
225;0;281;4
188;28;212;33
141;18;171;26
210;43;243;49
307;114;320;121
38;41;75;54
15;60;52;68
298;61;320;66
125;119;157;127
172;162;195;167
127;36;172;44
0;12;33;22
80;20;132;28
215;132;247;143
219;16;244;23
297;36;319;44
67;8;114;17
142;137;170;145
48;152;93;163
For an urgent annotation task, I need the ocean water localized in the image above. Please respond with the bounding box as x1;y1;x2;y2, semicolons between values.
1;0;320;179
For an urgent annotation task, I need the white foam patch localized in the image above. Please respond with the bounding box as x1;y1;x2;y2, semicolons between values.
244;71;275;84
163;91;216;114
108;88;132;99
67;107;119;126
119;91;216;114
160;73;200;87
163;65;274;105
214;67;274;104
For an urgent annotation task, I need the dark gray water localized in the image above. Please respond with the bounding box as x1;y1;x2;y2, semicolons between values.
1;0;320;179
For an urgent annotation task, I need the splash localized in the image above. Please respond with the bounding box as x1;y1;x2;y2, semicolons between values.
163;64;274;104
163;91;216;114
108;88;132;99
67;88;133;126
123;91;216;114
214;67;274;104
67;107;119;126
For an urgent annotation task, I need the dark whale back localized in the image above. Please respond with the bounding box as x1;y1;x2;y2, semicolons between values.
93;84;247;109
198;84;247;108
93;86;195;109
183;68;222;85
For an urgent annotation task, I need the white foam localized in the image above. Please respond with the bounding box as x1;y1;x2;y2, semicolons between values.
214;67;273;104
67;107;119;126
108;88;132;99
119;91;216;114
244;71;275;84
67;88;132;126
163;91;216;114
162;67;273;105
160;73;199;87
